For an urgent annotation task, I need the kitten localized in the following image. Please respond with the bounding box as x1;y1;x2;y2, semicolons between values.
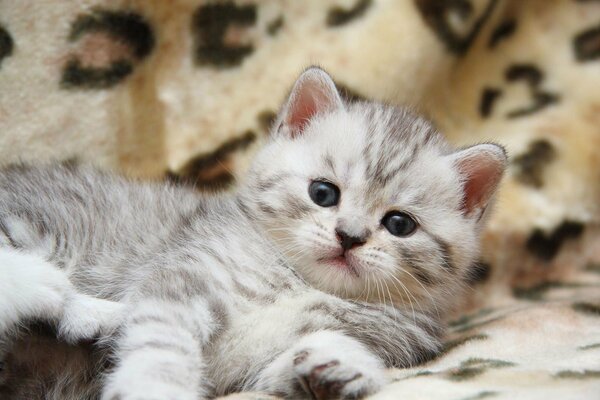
0;67;506;400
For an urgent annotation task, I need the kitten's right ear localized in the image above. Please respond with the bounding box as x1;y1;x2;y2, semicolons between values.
275;67;344;138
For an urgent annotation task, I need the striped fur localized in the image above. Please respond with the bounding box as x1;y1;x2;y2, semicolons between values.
0;68;505;399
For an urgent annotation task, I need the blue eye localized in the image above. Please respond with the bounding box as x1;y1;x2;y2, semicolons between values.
382;211;417;237
309;181;340;207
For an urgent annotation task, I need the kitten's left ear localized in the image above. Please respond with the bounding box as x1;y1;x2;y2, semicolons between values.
276;67;344;138
451;143;507;218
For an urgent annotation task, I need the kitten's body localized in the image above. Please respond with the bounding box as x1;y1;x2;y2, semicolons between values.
0;68;506;399
0;163;438;399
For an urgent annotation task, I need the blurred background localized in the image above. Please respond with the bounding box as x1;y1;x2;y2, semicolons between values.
1;0;600;313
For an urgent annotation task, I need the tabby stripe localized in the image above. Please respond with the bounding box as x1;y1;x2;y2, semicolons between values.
49;233;67;268
0;218;19;248
433;236;454;271
129;311;196;332
128;340;191;356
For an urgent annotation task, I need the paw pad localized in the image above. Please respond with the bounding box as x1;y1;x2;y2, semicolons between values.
296;357;365;400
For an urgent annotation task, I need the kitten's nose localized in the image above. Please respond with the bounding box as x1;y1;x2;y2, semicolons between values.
335;229;367;251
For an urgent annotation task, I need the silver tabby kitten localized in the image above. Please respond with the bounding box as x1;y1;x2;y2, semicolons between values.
0;67;506;399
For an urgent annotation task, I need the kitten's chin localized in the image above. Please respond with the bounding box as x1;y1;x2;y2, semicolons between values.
317;255;360;277
293;256;366;298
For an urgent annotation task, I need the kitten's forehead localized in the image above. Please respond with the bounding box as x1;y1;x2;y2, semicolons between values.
359;103;444;184
312;103;450;204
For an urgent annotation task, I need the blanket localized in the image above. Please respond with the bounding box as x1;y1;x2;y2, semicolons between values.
0;0;598;398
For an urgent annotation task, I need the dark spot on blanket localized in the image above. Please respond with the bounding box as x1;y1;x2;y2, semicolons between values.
441;334;489;355
572;302;600;317
392;370;434;381
68;10;154;58
191;2;257;67
451;314;506;334
258;110;277;133
449;308;494;327
169;130;256;190
574;24;600;62
414;0;498;55
488;19;516;48
62;60;133;89
327;0;373;27
585;263;600;274
447;358;515;381
267;16;284;36
554;370;600;379
513;281;587;301
504;64;559;118
479;87;502;118
458;392;499;400
61;9;154;89
526;221;584;261
506;64;544;85
0;25;14;68
512;139;556;188
579;343;600;351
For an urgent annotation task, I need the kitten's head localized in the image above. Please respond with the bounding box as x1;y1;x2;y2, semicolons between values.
242;67;506;314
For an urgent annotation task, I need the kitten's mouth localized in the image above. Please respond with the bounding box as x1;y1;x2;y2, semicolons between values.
319;253;360;277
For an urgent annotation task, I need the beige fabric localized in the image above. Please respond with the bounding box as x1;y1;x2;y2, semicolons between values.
0;0;599;397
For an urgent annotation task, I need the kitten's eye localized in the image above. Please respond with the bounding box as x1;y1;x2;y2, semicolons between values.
309;181;340;207
382;211;417;237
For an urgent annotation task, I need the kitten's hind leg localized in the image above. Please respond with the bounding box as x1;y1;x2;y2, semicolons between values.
255;330;387;400
0;248;69;336
0;247;124;343
58;292;125;343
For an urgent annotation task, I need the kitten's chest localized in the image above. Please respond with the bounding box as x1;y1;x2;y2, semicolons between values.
206;291;343;395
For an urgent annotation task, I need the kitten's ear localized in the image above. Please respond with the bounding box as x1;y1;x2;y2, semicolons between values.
276;67;344;138
451;143;507;218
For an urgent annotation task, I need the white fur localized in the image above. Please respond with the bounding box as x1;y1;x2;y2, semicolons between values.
59;293;124;343
255;330;387;398
101;298;210;400
0;248;69;334
102;350;201;400
0;247;124;342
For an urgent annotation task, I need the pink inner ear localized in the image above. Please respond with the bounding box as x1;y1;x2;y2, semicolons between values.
462;161;497;214
282;68;342;138
287;93;319;136
455;146;506;216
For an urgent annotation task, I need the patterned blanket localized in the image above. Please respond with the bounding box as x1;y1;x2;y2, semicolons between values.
0;0;599;398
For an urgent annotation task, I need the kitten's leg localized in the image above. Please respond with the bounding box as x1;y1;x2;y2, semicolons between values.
59;291;125;343
255;330;387;400
0;247;68;335
102;298;213;400
0;247;124;342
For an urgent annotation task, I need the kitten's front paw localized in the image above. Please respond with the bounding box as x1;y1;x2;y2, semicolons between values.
292;349;384;400
290;332;387;400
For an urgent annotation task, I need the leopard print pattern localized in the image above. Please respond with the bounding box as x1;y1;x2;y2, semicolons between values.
0;0;599;398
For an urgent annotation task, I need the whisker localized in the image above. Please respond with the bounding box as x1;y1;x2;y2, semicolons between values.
381;270;417;326
397;267;440;320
